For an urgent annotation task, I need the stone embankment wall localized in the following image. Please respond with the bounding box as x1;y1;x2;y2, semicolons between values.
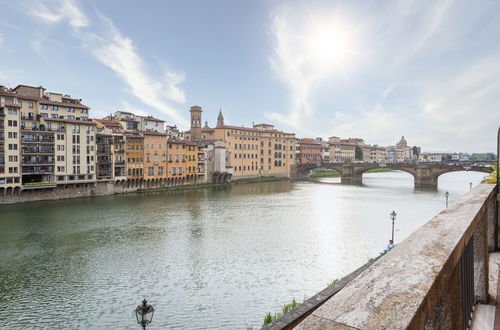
0;181;136;204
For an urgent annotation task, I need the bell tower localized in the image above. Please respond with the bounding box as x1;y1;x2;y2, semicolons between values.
190;105;202;141
217;108;224;127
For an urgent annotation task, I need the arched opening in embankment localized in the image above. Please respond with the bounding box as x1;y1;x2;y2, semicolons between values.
437;170;489;194
360;168;415;189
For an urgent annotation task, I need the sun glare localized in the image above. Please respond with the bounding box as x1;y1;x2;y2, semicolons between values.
303;19;357;73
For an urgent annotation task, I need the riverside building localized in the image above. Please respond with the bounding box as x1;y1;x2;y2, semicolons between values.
0;84;96;192
185;106;295;179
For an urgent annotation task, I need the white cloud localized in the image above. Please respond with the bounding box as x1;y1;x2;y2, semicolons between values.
22;0;188;126
28;0;89;28
87;15;187;125
266;7;359;132
269;0;499;152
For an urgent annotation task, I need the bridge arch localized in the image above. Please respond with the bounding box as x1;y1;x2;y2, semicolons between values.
293;162;494;188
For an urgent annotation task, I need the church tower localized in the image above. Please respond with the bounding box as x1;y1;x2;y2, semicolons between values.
217;109;224;127
190;105;202;141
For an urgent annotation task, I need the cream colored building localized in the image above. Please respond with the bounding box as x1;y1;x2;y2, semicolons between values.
0;84;96;190
0;87;22;191
368;145;388;163
186;106;295;179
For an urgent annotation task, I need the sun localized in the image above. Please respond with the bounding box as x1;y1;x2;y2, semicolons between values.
302;18;358;73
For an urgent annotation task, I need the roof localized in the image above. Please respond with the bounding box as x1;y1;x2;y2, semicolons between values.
94;119;122;127
44;118;96;125
13;84;45;91
141;130;167;136
119;118;139;122
141;115;165;122
15;95;90;109
3;102;21;108
216;124;295;136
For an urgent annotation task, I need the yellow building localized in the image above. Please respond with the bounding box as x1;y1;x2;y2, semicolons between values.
143;131;168;187
185;142;199;184
166;139;187;184
185;106;295;179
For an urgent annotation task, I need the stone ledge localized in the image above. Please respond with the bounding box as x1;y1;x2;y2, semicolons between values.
293;183;496;329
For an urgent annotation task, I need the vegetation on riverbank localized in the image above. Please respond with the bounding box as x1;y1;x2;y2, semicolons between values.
365;168;394;173
233;176;289;183
137;176;288;193
311;171;340;177
137;182;230;193
311;167;393;178
484;164;497;184
262;297;303;327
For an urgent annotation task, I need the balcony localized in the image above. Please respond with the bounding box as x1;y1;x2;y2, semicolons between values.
22;160;55;166
22;181;57;190
21;136;55;144
22;165;54;172
97;150;112;156
114;160;126;166
22;147;55;154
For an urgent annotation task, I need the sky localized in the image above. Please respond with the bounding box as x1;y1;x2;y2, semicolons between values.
0;0;499;153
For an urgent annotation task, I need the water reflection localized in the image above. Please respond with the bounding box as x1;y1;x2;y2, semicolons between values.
0;170;487;329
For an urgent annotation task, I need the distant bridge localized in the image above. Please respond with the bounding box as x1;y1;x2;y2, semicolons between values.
291;161;494;188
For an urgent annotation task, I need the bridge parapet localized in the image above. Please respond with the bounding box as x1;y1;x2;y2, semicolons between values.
291;162;493;188
289;183;497;329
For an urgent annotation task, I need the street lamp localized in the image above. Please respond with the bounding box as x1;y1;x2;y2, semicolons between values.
469;182;472;190
135;299;154;330
445;191;449;208
390;210;397;243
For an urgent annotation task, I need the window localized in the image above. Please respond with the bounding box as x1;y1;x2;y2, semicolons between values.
28;103;34;109
8;144;17;150
72;125;80;133
158;167;164;176
8;109;17;115
8;132;17;138
51;114;58;119
68;115;75;120
148;166;154;176
8;167;18;173
51;105;58;111
41;104;48;110
8;155;18;162
7;120;17;127
40;113;48;118
68;107;75;113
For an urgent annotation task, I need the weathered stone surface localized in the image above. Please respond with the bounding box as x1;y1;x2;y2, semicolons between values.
0;181;136;204
294;183;496;329
294;315;358;330
262;257;379;330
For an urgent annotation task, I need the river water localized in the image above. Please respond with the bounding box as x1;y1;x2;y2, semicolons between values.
0;170;487;329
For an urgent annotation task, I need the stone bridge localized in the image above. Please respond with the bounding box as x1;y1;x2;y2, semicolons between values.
291;162;494;188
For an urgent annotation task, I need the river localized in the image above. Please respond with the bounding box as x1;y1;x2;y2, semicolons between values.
0;170;487;329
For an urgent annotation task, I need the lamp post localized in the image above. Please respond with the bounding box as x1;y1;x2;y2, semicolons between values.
470;182;472;190
390;210;397;243
135;299;154;330
445;191;449;208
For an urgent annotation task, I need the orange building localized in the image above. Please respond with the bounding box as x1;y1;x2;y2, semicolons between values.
143;131;168;188
185;142;199;184
299;138;322;164
125;134;144;182
166;139;187;184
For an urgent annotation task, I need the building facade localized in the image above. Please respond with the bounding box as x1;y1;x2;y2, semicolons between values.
0;84;96;193
299;138;322;164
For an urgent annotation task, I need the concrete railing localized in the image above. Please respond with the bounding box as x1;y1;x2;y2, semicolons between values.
268;183;498;329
